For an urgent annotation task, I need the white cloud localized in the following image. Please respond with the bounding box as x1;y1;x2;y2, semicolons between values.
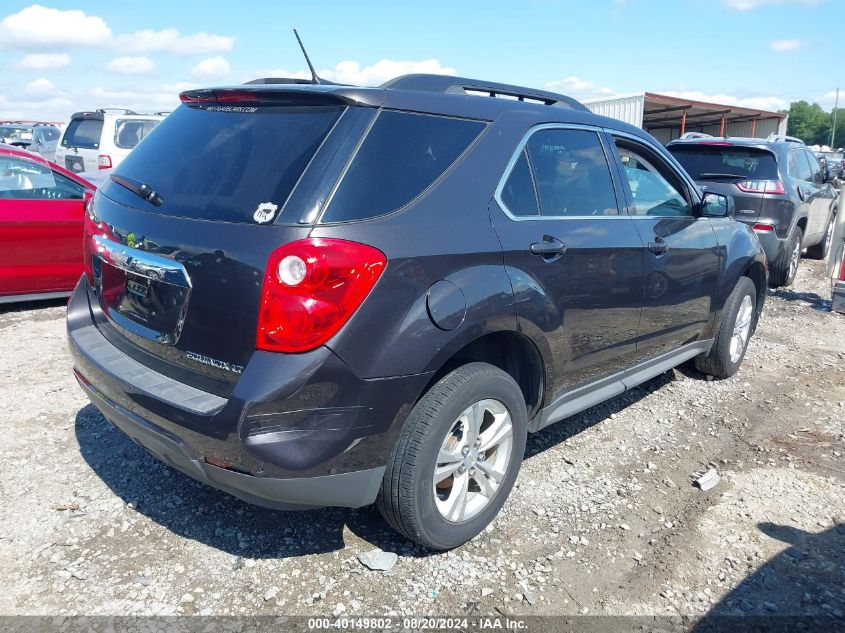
545;76;614;100
106;56;155;74
25;77;55;95
18;53;70;69
114;28;234;56
661;90;788;112
722;0;821;10
191;56;231;80
248;59;457;87
0;4;111;49
770;38;801;51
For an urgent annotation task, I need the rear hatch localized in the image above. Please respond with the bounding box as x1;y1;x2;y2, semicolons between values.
58;113;104;173
86;89;377;396
668;143;781;222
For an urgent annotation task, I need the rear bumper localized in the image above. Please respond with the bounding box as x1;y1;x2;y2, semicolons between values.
76;376;384;509
750;226;786;265
67;276;431;509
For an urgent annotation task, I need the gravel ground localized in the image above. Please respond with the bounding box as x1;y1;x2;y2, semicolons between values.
0;259;843;619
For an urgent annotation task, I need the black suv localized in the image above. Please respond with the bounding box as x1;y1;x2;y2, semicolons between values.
68;75;766;550
667;133;838;287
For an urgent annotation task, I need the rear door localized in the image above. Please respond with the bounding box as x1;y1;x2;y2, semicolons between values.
58;115;104;173
490;125;645;394
0;154;87;296
798;149;833;241
609;134;720;360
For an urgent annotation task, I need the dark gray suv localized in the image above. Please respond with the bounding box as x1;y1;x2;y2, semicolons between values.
68;74;767;550
667;134;838;287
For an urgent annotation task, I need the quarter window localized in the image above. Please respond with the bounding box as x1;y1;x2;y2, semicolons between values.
614;142;692;217
323;111;485;223
791;150;814;182
500;150;540;216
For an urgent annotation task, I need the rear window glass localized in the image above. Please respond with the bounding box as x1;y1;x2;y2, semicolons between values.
104;104;343;222
322;111;485;223
62;119;103;149
668;146;778;180
114;119;161;149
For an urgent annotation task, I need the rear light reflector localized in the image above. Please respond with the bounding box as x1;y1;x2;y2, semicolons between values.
752;223;774;232
97;154;112;169
736;180;785;194
257;238;387;353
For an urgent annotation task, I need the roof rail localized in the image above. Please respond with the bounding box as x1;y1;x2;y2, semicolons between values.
96;108;138;115
678;132;714;140
380;74;588;111
767;133;804;145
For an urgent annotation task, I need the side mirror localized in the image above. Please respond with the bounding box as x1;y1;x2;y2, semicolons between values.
701;192;735;218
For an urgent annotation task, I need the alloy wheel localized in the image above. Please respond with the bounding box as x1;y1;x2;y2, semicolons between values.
730;294;753;364
433;399;513;523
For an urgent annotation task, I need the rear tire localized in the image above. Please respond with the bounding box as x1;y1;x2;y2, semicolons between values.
805;211;835;260
695;277;756;379
768;226;803;288
377;362;527;551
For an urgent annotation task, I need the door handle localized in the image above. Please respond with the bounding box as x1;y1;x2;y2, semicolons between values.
530;237;567;257
648;237;669;255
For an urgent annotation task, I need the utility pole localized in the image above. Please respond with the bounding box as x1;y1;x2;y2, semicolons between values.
831;87;840;148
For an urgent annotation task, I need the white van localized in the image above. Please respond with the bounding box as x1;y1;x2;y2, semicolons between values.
55;109;166;173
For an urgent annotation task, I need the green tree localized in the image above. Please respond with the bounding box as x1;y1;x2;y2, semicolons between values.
784;100;831;145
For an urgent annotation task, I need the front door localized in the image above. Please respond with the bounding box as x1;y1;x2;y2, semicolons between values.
608;135;721;360
0;155;85;296
490;125;645;396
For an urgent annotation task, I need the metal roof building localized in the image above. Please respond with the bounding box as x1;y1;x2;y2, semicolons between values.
583;92;788;144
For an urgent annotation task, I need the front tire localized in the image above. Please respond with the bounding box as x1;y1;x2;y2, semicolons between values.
768;226;803;288
377;362;528;550
695;277;757;379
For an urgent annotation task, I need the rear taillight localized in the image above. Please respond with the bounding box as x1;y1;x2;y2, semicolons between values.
82;191;104;284
97;154;112;169
736;180;785;194
257;238;387;353
752;223;774;232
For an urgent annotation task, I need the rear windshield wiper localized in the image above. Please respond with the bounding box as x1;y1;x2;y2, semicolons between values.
110;174;164;207
696;173;746;180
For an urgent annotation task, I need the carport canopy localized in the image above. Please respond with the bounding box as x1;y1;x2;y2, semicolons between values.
642;92;787;140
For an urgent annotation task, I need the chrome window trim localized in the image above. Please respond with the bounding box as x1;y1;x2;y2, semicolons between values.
494;123;626;222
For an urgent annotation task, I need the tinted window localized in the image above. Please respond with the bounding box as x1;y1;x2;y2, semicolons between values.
792;150;814;182
669;146;779;180
500;150;539;216
114;119;161;149
616;143;691;216
105;104;343;222
322;111;485;223
62;119;103;149
524;129;618;216
803;150;822;182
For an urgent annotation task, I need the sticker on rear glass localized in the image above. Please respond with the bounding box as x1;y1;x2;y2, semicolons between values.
253;202;278;224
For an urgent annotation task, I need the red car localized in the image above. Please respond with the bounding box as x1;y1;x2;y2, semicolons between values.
0;143;96;303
